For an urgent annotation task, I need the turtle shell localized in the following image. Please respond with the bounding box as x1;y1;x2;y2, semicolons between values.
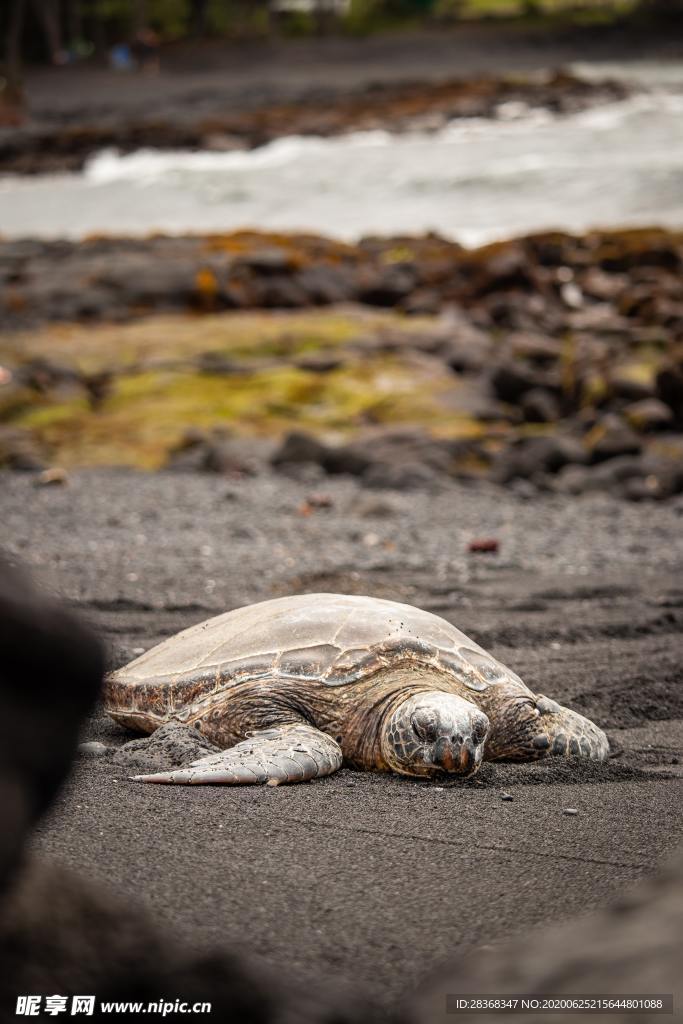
106;593;522;720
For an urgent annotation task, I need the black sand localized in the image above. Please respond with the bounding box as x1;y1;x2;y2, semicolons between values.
3;470;682;1010
22;23;679;125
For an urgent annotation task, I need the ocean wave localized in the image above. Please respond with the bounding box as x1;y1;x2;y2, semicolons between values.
2;79;682;243
84;129;393;185
83;89;681;190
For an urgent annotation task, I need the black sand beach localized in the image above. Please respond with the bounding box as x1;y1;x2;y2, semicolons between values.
3;469;681;1010
20;21;681;124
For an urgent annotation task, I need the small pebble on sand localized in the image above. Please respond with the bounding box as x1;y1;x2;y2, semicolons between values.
501;792;514;801
35;467;69;487
78;741;109;756
564;807;579;816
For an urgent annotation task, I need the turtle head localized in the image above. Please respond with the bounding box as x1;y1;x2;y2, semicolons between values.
381;691;489;778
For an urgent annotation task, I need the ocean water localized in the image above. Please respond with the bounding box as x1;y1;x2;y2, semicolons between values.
1;61;682;245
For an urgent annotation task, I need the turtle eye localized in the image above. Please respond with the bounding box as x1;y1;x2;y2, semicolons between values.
411;708;439;743
472;719;488;743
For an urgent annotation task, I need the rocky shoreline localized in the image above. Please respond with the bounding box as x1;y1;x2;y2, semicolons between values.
2;227;682;501
0;70;628;175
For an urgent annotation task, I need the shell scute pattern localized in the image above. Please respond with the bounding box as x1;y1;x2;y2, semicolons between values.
224;653;279;681
171;656;275;711
134;681;169;715
380;636;439;660
277;643;343;679
323;647;390;685
458;647;509;689
109;594;525;718
434;650;487;691
170;668;221;706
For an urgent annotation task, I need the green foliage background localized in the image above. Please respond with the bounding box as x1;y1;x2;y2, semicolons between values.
1;0;678;69
21;0;660;44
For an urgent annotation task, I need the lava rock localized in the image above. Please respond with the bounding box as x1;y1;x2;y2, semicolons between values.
33;467;69;487
271;431;331;469
19;358;81;396
624;398;674;433
619;475;663;502
361;460;438;491
490;363;540;404
78;742;109;757
521;387;561;423
474;243;536;295
490;361;560;405
585;415;643;464
507;331;562;366
295;354;345;374
355;264;417;307
298;265;355;305
656;362;683;422
167;429;262;476
492;435;587;483
0;428;46;472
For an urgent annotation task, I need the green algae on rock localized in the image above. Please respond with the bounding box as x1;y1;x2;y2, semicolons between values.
1;229;682;498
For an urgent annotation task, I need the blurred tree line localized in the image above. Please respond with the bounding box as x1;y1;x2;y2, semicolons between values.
1;0;682;105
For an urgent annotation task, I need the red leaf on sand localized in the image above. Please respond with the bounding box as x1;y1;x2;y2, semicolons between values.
468;538;499;554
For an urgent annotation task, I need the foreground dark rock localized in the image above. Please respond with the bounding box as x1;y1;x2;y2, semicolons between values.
413;849;683;1024
0;557;103;887
0;857;376;1024
272;428;480;491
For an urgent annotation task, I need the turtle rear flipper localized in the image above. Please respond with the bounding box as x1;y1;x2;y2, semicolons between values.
132;723;342;785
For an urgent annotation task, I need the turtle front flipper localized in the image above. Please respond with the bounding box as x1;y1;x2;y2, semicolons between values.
132;723;343;785
486;695;609;763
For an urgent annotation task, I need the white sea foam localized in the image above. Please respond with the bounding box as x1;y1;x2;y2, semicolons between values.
84;128;393;185
570;59;683;90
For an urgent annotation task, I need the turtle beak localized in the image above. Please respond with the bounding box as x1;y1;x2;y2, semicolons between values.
433;738;477;775
433;737;457;772
458;741;477;775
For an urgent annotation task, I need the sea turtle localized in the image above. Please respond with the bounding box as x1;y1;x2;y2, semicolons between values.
105;593;608;785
